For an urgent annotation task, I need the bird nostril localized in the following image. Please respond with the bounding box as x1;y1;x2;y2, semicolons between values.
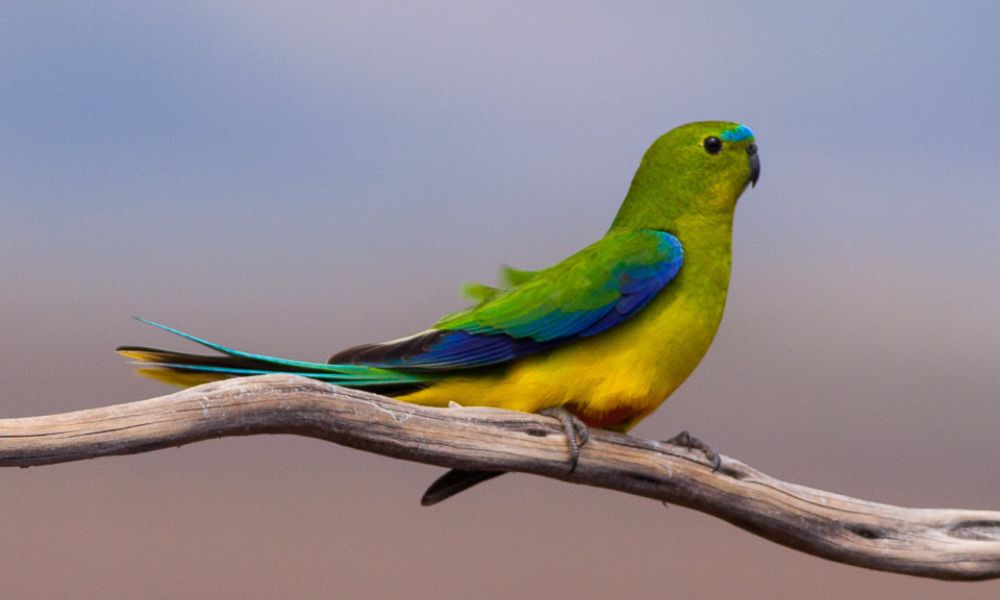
747;143;758;156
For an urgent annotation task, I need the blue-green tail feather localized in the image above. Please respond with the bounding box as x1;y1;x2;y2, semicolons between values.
118;318;435;389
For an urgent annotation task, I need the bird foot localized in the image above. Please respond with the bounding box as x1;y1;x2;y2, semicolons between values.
539;407;590;474
663;430;721;471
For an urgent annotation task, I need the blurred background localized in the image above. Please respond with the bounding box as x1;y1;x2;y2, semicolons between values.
2;2;999;598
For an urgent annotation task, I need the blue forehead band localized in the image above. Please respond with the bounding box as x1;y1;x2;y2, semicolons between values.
721;124;754;143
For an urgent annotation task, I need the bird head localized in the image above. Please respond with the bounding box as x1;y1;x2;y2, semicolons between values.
612;121;759;231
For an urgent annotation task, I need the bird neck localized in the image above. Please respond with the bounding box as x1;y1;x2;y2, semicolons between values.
609;182;735;250
609;160;743;228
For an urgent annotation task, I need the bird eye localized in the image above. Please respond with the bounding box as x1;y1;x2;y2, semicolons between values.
703;136;723;155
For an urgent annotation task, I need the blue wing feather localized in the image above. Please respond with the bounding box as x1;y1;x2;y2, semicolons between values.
332;230;683;371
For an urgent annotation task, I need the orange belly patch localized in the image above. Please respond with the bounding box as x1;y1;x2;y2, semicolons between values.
567;404;644;429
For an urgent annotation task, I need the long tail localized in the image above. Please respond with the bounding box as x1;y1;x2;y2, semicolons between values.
118;318;434;391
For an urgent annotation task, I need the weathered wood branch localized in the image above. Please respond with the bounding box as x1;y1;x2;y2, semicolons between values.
2;374;998;580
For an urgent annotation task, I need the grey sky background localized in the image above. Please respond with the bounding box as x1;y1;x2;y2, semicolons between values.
1;2;999;598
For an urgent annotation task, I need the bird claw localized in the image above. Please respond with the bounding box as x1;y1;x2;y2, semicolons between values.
663;430;721;471
539;407;590;474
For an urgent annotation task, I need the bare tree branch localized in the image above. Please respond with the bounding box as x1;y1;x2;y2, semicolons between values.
2;374;998;580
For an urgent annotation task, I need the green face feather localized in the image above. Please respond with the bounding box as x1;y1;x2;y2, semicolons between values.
610;121;758;232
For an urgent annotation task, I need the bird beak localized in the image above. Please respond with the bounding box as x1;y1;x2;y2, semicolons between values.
747;143;760;188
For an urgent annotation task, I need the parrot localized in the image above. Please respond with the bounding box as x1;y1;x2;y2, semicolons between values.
118;120;760;504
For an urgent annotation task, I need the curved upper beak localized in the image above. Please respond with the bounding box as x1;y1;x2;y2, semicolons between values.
747;143;760;187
